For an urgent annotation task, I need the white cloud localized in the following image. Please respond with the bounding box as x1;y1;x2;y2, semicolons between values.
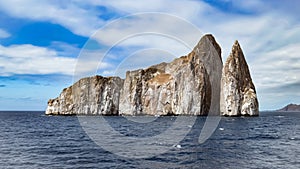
0;28;10;38
96;0;213;19
74;49;113;80
0;44;112;76
0;0;104;37
102;48;178;78
250;43;300;110
49;41;81;57
253;43;300;87
0;44;76;75
88;0;300;63
87;12;205;78
93;13;203;48
0;0;213;37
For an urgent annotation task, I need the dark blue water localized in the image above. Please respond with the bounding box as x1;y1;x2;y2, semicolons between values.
0;111;299;169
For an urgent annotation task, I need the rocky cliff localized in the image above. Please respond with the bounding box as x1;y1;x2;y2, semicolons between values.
220;41;259;116
119;34;222;116
46;76;123;115
119;52;212;116
46;34;258;116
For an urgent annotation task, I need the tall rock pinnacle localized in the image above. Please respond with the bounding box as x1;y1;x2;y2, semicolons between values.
220;40;259;116
191;34;223;115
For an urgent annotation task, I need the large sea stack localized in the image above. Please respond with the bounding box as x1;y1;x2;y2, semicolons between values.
119;34;222;116
220;41;259;116
46;34;258;116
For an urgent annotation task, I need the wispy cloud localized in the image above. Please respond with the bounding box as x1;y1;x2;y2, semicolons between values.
0;0;106;37
253;43;300;89
49;41;81;58
0;44;76;75
0;28;10;38
96;0;213;19
103;48;178;78
0;44;112;76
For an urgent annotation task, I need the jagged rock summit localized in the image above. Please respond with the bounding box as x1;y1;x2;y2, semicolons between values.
220;40;259;116
46;34;259;116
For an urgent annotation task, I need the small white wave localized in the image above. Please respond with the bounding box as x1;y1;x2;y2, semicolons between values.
289;137;295;140
175;145;182;148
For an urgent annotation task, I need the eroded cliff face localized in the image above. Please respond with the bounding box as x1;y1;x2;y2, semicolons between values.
46;34;222;116
119;51;212;116
46;34;258;116
46;76;123;115
192;34;223;115
220;41;259;116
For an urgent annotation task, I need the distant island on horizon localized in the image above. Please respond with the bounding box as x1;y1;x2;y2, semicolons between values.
276;103;300;112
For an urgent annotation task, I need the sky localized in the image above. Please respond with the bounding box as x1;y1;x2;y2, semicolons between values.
0;0;299;111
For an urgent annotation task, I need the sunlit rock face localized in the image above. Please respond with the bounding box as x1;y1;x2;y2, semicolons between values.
46;76;124;115
220;41;259;116
119;52;211;116
119;34;222;116
46;34;223;116
46;34;258;116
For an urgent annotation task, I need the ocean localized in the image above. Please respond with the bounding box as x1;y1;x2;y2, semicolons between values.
0;111;299;169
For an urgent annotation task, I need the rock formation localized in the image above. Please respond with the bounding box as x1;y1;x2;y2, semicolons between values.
277;103;300;112
192;34;223;116
119;34;222;116
220;40;259;116
46;34;258;116
119;52;212;116
46;34;221;116
46;76;123;115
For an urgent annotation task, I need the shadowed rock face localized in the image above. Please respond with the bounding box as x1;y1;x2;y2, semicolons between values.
192;34;223;116
46;34;258;116
220;41;259;116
